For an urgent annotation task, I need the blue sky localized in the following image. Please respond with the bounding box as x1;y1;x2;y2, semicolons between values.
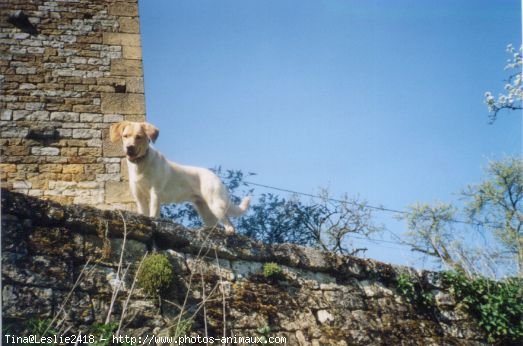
138;0;521;268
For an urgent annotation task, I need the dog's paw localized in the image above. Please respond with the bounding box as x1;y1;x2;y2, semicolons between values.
224;225;235;235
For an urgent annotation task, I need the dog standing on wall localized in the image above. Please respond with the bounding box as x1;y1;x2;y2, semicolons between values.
109;121;251;234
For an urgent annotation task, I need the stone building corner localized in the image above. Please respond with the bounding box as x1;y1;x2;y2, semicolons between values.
0;0;147;210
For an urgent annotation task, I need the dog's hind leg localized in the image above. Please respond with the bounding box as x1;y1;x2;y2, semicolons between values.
221;216;235;235
194;200;219;228
207;199;236;234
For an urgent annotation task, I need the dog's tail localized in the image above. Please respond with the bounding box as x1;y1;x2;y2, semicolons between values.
227;196;251;217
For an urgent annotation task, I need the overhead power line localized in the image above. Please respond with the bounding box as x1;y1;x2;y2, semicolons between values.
244;181;408;214
243;180;487;227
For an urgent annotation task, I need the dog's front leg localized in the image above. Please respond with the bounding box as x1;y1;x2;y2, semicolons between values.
136;196;150;217
149;189;160;218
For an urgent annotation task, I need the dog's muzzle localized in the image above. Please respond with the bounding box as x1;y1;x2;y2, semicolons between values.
126;147;148;163
126;146;136;156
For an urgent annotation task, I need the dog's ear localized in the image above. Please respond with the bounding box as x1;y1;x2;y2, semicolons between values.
142;123;159;143
109;121;128;142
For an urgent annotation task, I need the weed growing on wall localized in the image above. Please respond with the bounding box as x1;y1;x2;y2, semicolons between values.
257;325;274;345
441;271;523;344
170;318;192;339
137;253;174;297
262;262;285;281
395;273;434;310
89;323;118;346
396;271;523;344
22;318;56;346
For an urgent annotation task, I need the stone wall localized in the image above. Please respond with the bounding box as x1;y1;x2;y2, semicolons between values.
1;189;490;345
0;0;144;209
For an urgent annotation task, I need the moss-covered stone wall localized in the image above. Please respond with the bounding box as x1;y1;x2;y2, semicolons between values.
1;190;490;345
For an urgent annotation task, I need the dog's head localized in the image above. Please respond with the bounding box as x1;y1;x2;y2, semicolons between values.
109;121;159;161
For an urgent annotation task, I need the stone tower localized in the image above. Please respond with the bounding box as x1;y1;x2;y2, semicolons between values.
0;0;146;210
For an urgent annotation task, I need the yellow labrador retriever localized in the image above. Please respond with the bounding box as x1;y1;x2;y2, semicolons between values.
109;121;250;234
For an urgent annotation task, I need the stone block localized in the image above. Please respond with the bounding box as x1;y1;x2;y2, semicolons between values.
1;127;29;138
12;110;29;120
86;138;103;148
84;164;105;174
16;67;36;75
104;114;124;123
101;93;144;115
72;105;101;113
38;163;62;173
110;59;143;76
31;147;60;156
4;146;30;156
62;164;84;174
119;17;140;33
77;34;102;44
29;178;48;190
25;103;45;111
1;109;12;120
27;111;50;121
13;181;32;189
105;181;134;203
57;129;73;138
48;181;77;193
69;156;97;164
27;47;44;54
72;129;101;139
103;33;141;47
316;310;334;324
87;58;108;66
109;2;139;16
123;46;141;60
80;113;103;122
125;77;144;93
61;147;79;156
105;163;120;173
78;147;102;156
74;193;104;205
0;164;17;173
50;112;79;122
39;164;63;173
77;181;104;189
20;83;36;90
96;173;120;182
89;85;114;93
123;114;145;122
46;158;69;165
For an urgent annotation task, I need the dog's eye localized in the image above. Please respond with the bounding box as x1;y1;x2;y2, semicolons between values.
123;134;129;138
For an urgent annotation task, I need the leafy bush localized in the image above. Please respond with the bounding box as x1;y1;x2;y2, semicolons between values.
395;273;434;309
262;262;284;280
396;273;416;297
396;271;523;343
442;271;523;344
137;253;173;297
